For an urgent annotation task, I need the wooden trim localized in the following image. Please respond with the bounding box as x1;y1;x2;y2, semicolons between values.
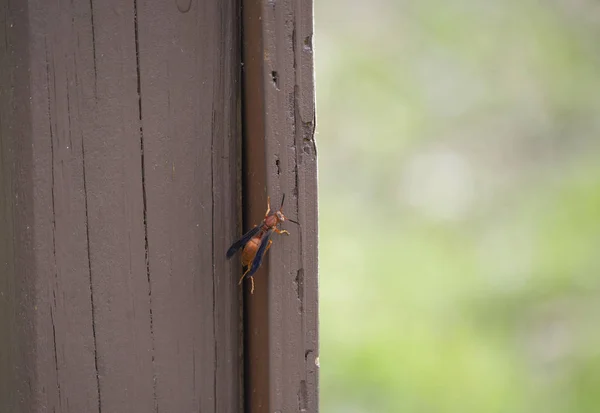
241;0;318;412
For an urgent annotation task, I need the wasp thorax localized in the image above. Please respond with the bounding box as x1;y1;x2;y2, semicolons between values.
264;214;278;227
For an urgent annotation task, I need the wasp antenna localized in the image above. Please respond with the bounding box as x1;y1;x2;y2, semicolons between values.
280;193;286;209
287;218;300;225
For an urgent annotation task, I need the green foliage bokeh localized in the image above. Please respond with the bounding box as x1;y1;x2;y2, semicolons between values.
315;1;600;412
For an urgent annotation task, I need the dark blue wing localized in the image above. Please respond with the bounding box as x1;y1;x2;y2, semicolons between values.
226;226;261;259
247;228;274;276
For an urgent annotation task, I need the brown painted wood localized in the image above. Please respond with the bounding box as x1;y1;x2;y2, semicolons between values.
242;0;319;412
0;3;38;412
0;1;242;412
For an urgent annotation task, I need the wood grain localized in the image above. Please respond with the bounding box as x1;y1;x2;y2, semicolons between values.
0;0;242;411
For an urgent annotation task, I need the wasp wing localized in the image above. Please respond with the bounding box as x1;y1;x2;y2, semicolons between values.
247;228;274;277
226;225;261;259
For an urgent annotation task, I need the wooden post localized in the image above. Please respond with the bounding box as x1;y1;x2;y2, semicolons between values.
0;0;317;412
242;0;319;412
0;1;242;411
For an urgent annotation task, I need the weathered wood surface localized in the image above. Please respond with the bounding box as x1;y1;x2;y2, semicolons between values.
0;1;242;412
242;0;319;412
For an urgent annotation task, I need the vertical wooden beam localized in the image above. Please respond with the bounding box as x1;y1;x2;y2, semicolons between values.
135;1;242;412
0;1;243;412
242;0;319;412
0;3;37;412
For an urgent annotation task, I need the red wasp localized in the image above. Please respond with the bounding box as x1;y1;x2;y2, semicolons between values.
226;194;298;293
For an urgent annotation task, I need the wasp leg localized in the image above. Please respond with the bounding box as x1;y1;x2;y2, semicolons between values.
275;228;290;235
239;268;256;294
265;196;271;217
239;266;251;285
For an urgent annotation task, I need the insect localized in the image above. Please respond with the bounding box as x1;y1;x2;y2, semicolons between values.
226;194;298;293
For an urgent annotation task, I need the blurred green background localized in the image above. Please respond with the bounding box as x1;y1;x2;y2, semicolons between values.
314;1;600;412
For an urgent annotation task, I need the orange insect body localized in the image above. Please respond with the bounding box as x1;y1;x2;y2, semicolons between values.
241;235;272;268
225;194;297;294
241;236;260;267
263;214;279;229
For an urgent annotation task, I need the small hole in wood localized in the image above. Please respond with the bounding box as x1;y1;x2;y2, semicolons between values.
303;35;312;51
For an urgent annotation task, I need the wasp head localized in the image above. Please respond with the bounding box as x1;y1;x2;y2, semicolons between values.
276;210;285;222
274;193;299;225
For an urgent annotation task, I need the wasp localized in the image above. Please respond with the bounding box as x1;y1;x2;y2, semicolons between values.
226;194;298;293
